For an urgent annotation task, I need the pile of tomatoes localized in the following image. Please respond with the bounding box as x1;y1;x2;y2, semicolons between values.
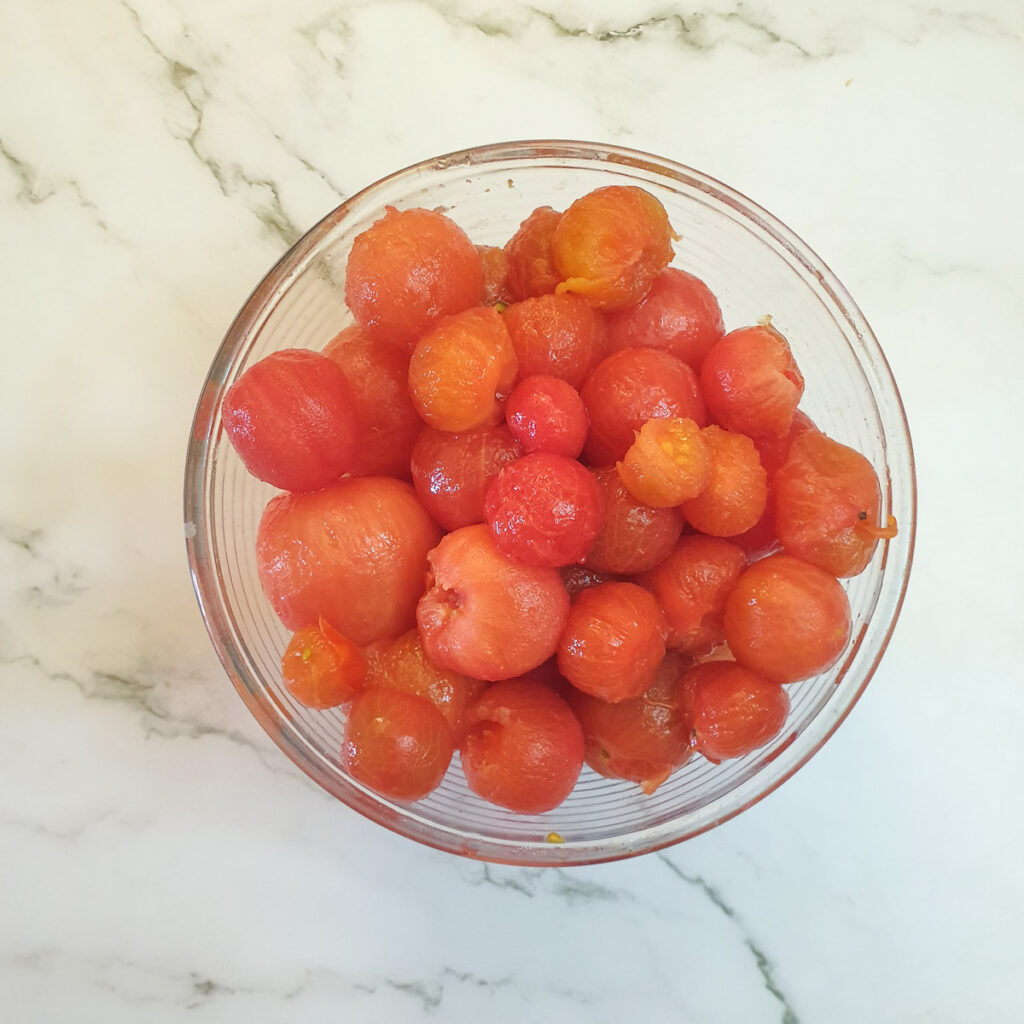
222;184;898;815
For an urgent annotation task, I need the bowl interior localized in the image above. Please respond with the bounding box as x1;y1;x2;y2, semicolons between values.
185;141;915;865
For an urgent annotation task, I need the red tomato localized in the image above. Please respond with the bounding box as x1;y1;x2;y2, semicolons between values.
281;617;367;709
775;430;897;578
461;679;584;813
701;322;804;439
724;554;851;683
222;348;357;492
343;687;454;801
410;423;520;532
678;662;790;763
408;306;518;432
504;205;563;300
484;453;604;568
505;375;588;458
680;426;767;537
568;652;694;792
417;525;570;681
557;582;667;703
365;629;486;745
638;535;747;655
604;267;724;370
584;466;684;575
581;348;707;466
553;186;675;311
502;292;604;388
345;206;483;348
256;477;441;647
322;325;420;479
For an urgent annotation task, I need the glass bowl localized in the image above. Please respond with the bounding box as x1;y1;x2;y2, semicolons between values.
184;140;915;865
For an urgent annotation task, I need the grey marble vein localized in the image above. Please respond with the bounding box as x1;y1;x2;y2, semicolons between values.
477;863;539;897
118;0;302;247
902;1;1024;43
186;975;227;1009
551;869;624;905
414;1;831;58
182;967;314;1007
379;968;515;1013
895;247;986;278
414;0;1021;57
0;811;110;843
718;8;819;57
2;525;85;607
465;863;636;905
744;939;799;1024
0;651;288;776
1;520;47;560
296;9;355;72
657;852;799;1023
534;7;821;58
270;132;349;201
0;136;49;202
7;951;297;1009
7;950;517;1015
0;136;110;230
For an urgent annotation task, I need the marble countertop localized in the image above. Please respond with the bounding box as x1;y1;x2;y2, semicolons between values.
3;1;1022;1020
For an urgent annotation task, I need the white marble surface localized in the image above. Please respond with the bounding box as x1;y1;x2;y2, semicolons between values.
2;1;1023;1020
